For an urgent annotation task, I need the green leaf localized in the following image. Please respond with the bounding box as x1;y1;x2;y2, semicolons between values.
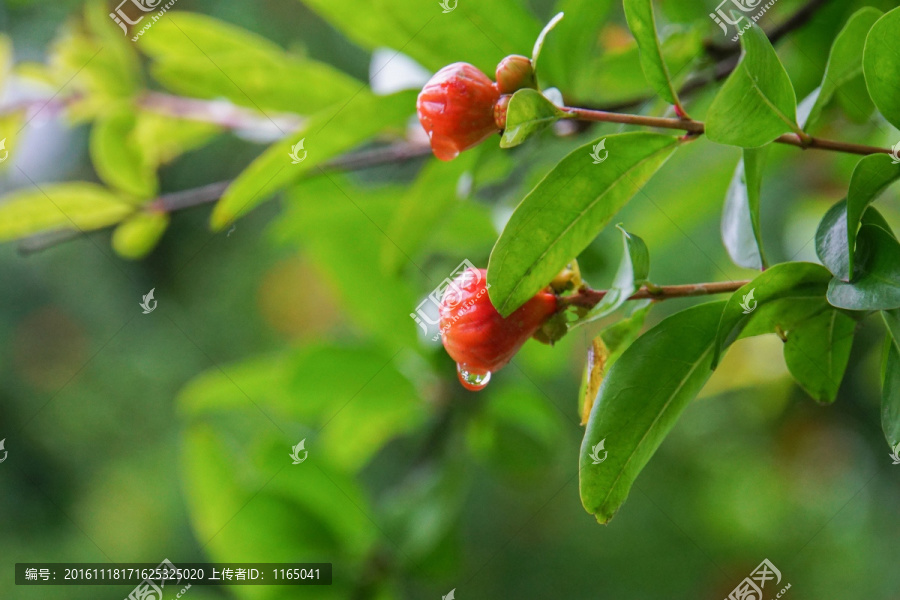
863;6;900;129
488;132;679;317
381;153;476;273
580;301;725;524
531;12;565;76
133;111;220;166
111;211;169;260
211;90;415;230
500;88;567;148
623;0;684;112
882;310;900;446
706;22;800;148
0;183;134;242
150;53;361;115
846;154;900;274
577;226;650;326
721;147;768;269
299;0;540;74
138;12;286;59
805;7;883;131
714;262;833;363
815;200;851;281
828;224;900;311
90;107;158;199
783;310;856;403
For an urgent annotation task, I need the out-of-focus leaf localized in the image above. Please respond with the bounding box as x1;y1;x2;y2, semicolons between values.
580;301;725;524
783;309;856;403
0;34;10;91
845;154;900;274
863;6;900;129
715;262;833;363
500;88;567;148
272;177;420;347
488;132;678;317
577;226;650;327
828;224;900;311
212;90;415;230
382;153;476;273
298;0;540;74
150;54;361;115
90;107;158;199
805;7;882;131
531;12;565;76
623;0;684;111
721;147;768;270
539;0;613;90
134;111;220;166
882;310;900;446
111;210;169;260
706;22;799;148
0;183;133;242
137;12;286;59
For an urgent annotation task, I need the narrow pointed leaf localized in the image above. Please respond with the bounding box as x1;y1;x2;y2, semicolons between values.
882;310;900;446
488;132;678;317
714;262;833;364
532;12;565;74
816;200;851;281
721;147;769;269
623;0;684;111
805;7;883;131
211;90;415;230
580;301;725;524
578;226;650;325
706;22;799;148
863;7;900;129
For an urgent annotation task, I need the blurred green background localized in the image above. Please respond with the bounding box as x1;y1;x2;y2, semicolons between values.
1;0;899;598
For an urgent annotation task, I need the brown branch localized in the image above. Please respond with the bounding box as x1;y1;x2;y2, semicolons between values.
560;280;751;309
563;107;893;157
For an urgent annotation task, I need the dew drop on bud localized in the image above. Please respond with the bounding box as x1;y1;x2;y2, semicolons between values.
457;363;491;391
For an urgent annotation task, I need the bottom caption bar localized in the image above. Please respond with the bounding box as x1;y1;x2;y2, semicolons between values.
16;560;332;586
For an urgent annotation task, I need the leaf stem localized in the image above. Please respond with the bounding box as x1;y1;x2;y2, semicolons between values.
563;107;893;157
560;280;751;309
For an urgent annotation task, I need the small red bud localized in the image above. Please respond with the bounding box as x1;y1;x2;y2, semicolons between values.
494;94;511;130
439;268;558;391
416;63;501;161
495;55;536;94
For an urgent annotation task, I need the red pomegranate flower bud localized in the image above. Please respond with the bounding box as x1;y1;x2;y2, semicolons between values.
495;55;536;94
439;268;558;391
417;63;501;161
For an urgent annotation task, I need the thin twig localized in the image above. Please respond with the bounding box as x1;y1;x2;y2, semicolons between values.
563;107;892;156
560;280;751;309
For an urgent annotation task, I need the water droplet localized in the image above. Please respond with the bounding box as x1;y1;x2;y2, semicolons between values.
457;364;491;391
